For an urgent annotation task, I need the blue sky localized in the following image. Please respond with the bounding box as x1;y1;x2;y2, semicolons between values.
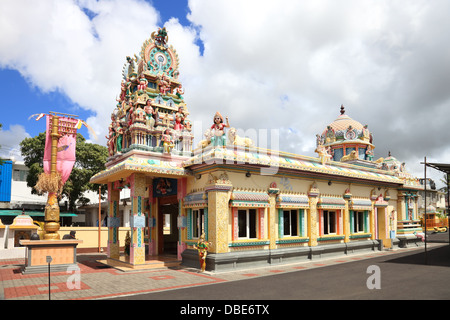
0;0;193;158
0;68;88;143
1;0;450;186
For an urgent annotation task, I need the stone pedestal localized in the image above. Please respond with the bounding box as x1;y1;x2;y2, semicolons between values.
20;240;82;274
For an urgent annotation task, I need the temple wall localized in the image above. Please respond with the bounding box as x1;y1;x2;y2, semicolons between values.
180;167;420;271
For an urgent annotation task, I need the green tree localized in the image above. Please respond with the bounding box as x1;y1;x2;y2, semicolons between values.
20;132;108;212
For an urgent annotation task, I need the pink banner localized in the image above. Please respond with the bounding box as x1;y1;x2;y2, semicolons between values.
43;115;77;185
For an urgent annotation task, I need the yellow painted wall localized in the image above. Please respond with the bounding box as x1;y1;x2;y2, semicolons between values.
184;167;403;253
59;227;131;249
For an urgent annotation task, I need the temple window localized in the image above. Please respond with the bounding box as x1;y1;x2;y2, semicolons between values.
166;98;174;107
351;210;368;233
278;209;306;237
333;148;343;161
322;210;337;235
238;208;258;239
358;147;366;160
192;208;205;239
187;208;207;240
282;210;298;236
345;147;355;156
155;95;164;104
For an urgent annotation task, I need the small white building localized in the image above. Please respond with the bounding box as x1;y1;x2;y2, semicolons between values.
0;214;38;259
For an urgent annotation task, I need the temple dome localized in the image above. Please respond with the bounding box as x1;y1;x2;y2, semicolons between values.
381;152;405;172
324;111;365;134
317;105;375;162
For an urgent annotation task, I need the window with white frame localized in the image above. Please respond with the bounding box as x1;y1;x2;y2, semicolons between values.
192;208;205;239
238;209;257;239
323;210;336;235
352;211;366;233
282;209;298;237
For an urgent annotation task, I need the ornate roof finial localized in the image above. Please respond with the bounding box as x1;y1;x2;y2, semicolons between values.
340;104;345;115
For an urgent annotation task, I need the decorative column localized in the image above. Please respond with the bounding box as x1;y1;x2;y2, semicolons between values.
267;183;280;249
370;190;378;240
343;188;352;243
308;183;320;247
147;179;156;256
177;178;187;260
412;193;419;220
205;173;232;254
397;192;406;221
107;182;121;259
405;193;412;220
409;194;416;220
129;173;146;265
370;204;376;240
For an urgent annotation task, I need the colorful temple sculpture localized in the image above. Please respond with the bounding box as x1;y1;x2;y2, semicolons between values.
106;27;193;158
90;29;424;271
316;104;375;164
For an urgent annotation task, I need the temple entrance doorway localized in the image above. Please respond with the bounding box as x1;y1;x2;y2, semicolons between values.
157;194;179;255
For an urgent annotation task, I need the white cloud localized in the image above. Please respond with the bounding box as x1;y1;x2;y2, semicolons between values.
0;0;161;145
185;0;450;161
0;125;31;160
1;0;449;187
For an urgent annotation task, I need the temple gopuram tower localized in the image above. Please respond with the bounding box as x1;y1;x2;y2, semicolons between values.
91;28;193;268
107;27;193;158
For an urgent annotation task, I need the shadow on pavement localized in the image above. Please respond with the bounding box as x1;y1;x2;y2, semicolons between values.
386;244;450;267
76;253;113;270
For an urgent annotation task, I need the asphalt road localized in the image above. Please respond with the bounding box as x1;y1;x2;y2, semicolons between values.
111;242;450;302
106;235;449;318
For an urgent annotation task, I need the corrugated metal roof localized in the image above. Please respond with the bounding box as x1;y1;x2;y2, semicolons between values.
0;161;12;202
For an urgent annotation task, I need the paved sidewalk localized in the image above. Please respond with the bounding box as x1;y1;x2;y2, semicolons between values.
1;243;445;300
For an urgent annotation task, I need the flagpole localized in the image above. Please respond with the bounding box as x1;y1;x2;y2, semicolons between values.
44;115;61;240
34;111;85;240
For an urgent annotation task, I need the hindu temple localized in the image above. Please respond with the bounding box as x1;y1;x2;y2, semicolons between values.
90;28;423;271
